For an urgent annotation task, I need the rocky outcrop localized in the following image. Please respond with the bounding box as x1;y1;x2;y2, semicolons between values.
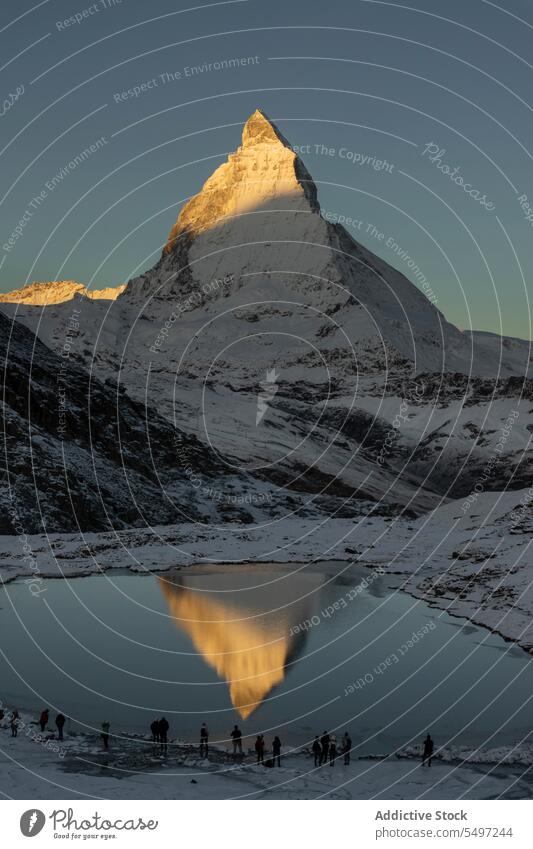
0;280;125;305
0;311;243;533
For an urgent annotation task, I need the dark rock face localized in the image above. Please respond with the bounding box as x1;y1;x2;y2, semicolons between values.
0;312;225;533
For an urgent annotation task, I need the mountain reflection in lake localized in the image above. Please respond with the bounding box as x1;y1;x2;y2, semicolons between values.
158;570;324;718
1;565;533;751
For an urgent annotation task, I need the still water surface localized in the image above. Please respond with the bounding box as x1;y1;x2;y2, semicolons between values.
0;564;531;752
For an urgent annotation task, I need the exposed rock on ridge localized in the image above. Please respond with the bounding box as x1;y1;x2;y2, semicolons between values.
0;280;125;305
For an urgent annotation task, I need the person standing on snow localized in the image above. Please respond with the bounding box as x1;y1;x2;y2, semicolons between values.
272;735;282;767
200;723;209;758
342;732;352;765
231;724;243;757
159;717;169;754
55;713;66;741
10;709;19;737
422;733;434;767
312;736;321;766
320;731;330;765
39;709;49;733
329;733;337;766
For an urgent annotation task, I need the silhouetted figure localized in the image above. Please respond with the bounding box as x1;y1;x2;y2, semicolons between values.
342;732;352;766
101;721;110;750
320;731;330;766
329;734;337;766
39;709;49;733
200;723;209;758
10;709;19;737
272;735;282;767
255;734;265;764
312;736;321;767
231;725;243;757
150;719;159;743
422;734;434;767
159;717;169;754
55;713;65;741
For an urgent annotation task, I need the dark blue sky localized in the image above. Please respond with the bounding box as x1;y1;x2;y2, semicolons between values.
1;0;532;339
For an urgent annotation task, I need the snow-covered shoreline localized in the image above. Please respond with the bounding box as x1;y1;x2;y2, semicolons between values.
1;487;532;799
1;487;532;653
1;710;532;800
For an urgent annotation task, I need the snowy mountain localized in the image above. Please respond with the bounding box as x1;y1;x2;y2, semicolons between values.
1;110;531;533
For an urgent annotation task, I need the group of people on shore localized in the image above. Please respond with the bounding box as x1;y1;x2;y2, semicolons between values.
1;706;435;768
1;706;110;750
39;709;66;740
252;732;282;766
0;707;66;740
312;731;352;766
235;725;350;769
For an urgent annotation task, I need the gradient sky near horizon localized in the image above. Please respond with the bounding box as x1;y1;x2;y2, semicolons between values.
1;0;532;340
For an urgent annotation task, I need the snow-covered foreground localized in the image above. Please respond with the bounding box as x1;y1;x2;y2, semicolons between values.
1;486;531;798
0;714;531;800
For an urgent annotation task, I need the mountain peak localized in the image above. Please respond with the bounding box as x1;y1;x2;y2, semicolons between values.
241;109;291;149
162;110;318;254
